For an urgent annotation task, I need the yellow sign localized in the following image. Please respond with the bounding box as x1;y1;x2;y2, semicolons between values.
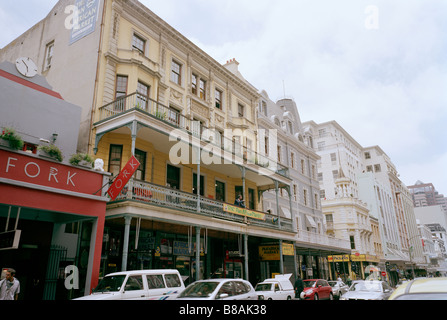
259;244;294;261
259;245;280;261
282;243;295;256
329;255;350;262
350;254;366;262
223;204;266;221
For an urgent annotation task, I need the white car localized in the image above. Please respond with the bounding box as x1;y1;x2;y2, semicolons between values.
176;278;257;300
255;274;295;300
74;269;185;300
328;280;349;299
340;280;393;300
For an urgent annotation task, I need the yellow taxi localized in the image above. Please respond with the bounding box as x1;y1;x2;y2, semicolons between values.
389;277;447;300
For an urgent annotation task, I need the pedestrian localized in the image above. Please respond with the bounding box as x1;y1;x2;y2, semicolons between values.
294;275;304;300
0;268;20;300
234;195;245;208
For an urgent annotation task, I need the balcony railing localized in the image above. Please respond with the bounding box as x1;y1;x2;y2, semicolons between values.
113;179;294;232
96;92;289;178
297;230;351;251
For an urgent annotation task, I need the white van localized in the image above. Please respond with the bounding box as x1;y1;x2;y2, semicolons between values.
255;274;295;300
74;269;185;300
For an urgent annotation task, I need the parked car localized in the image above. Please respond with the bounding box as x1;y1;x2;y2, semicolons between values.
176;278;257;300
389;277;447;300
300;279;333;300
74;269;185;300
328;280;349;299
340;280;393;300
255;274;295;300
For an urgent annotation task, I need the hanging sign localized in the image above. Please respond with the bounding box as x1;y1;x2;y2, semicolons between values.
0;230;21;251
107;155;140;201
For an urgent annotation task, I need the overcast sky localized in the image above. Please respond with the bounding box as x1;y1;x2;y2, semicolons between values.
1;0;446;195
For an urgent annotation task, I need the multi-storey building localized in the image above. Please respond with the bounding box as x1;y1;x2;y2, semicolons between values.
0;0;351;299
257;94;349;280
302;120;426;284
408;181;447;212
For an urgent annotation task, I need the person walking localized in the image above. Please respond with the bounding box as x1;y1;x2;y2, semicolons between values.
294;275;304;300
0;268;20;300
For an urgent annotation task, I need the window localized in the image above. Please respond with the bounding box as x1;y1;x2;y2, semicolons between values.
44;41;54;70
318;129;326;138
303;189;308;206
146;275;165;289
293;184;297;201
136;81;149;109
132;33;146;54
301;159;305;175
317;141;325;151
215;88;223;109
238;104;244;117
318;172;323;182
288;121;293;134
330;153;337;163
374;164;381;172
264;137;269;156
365;152;371;159
125;276;144;291
277;145;282;163
291;152;295;168
326;214;333;222
215;180;226;202
171;60;182;85
191;74;198;95
108;145;123;177
168;106;181;126
165;274;182;288
366;165;373;172
350;236;356;249
260;101;267;116
199;79;206;100
134;149;146;181
115;75;128;99
332;170;339;179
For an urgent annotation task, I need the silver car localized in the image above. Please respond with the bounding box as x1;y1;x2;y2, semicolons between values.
328;280;349;299
340;280;393;300
176;279;257;300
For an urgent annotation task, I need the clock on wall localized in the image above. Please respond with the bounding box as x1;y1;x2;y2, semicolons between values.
15;57;38;78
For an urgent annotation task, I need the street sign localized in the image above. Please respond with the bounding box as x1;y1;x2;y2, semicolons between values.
107;155;141;201
381;271;386;277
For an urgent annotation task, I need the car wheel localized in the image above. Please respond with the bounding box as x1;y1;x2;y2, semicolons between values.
268;298;273;301
329;293;333;300
287;296;292;300
314;293;319;300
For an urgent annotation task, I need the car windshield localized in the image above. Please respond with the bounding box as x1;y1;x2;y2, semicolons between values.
350;282;381;292
255;284;273;292
304;281;316;288
178;282;219;298
93;275;126;293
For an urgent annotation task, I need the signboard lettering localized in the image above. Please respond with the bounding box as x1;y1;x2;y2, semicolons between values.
107;155;141;201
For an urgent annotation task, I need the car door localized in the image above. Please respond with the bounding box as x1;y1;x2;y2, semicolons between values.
164;273;184;299
234;281;256;300
122;275;147;300
146;274;168;300
318;280;330;299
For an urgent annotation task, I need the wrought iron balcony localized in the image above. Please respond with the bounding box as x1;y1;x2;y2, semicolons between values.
95;92;289;178
111;179;294;232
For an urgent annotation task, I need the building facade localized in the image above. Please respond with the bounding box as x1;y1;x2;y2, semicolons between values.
0;0;351;299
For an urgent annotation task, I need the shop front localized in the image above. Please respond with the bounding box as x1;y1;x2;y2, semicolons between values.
0;148;109;300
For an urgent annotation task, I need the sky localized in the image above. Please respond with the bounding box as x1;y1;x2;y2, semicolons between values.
1;0;446;195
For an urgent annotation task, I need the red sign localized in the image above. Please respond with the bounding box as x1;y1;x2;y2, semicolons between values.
107;155;140;201
0;149;103;195
381;271;387;277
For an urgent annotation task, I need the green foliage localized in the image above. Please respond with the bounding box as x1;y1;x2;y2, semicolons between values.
38;144;63;162
1;127;24;150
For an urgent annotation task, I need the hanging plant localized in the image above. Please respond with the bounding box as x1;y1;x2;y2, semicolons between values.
69;153;94;168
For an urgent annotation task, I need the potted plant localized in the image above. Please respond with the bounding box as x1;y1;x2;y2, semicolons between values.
0;127;24;150
38;144;63;162
69;153;94;168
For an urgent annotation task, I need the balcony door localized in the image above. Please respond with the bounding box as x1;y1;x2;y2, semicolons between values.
167;164;181;190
